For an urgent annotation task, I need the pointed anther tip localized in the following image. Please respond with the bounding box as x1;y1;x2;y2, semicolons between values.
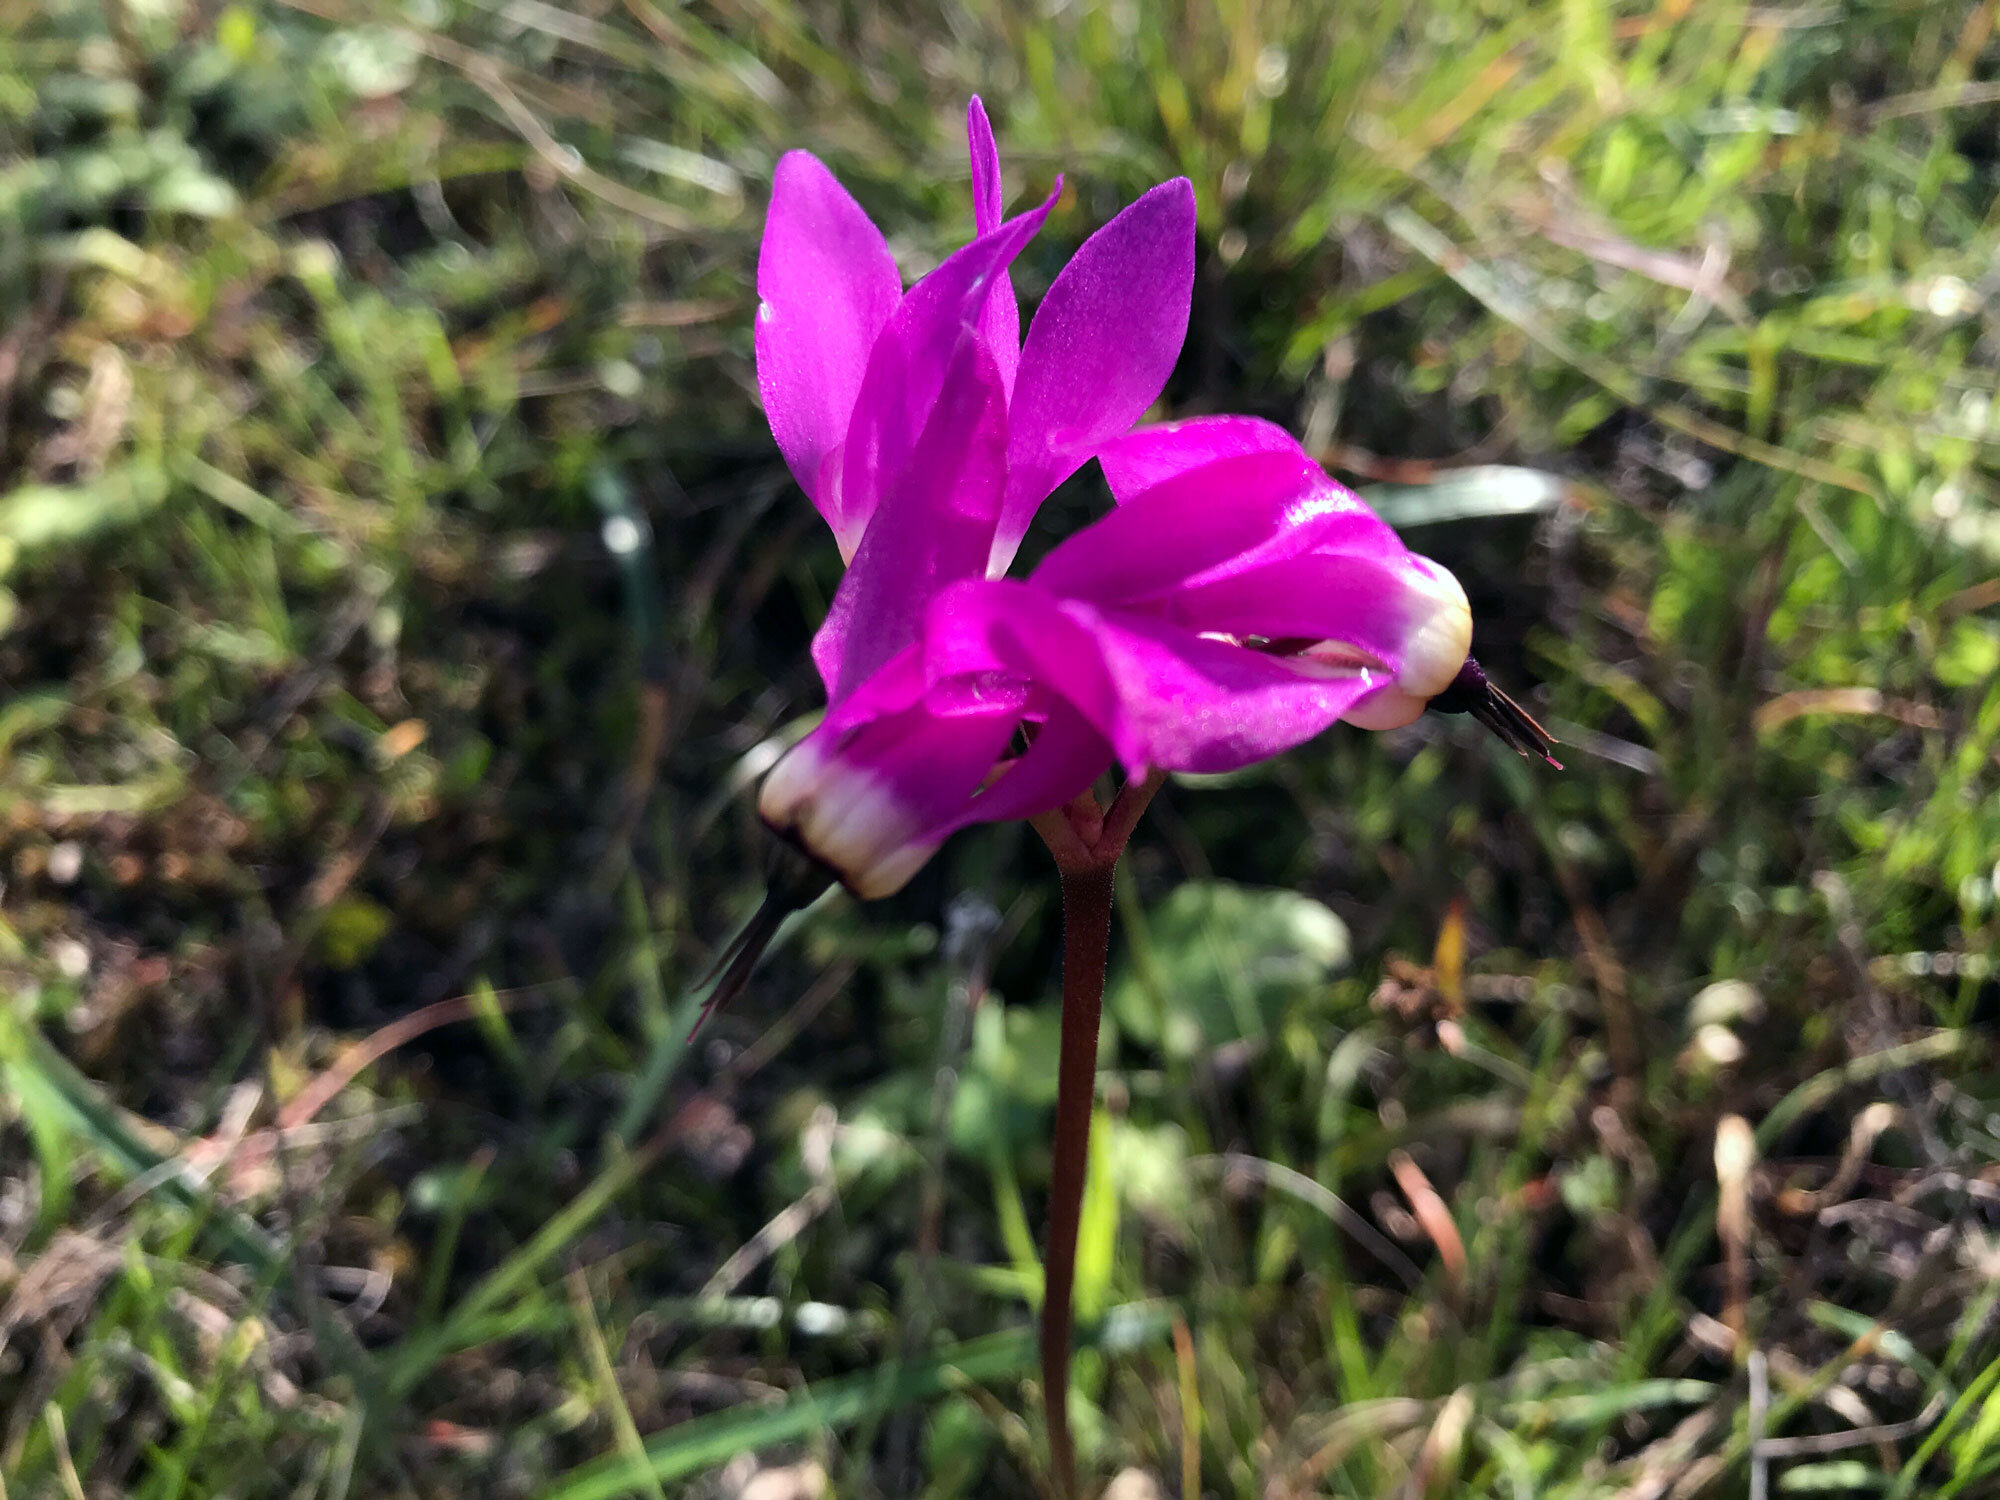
692;838;838;1034
1429;656;1561;769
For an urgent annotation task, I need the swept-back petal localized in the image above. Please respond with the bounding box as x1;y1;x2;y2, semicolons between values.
1096;415;1306;503
925;578;1123;740
814;340;1008;701
926;577;1383;774
759;671;1023;901
966;96;1021;397
837;183;1059;561
1032;448;1397;605
760;642;1075;899
991;177;1197;573
755;151;902;538
1073;606;1382;773
968;96;1005;233
1157;549;1473;698
814;640;929;734
936;696;1111;835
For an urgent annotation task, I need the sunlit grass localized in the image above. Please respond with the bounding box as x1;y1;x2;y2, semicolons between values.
2;0;1997;1496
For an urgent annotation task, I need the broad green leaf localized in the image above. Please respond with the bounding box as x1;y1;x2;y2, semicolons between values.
1361;466;1570;529
1108;881;1350;1057
0;465;168;567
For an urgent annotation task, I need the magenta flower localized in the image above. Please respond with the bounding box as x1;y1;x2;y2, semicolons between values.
734;103;1557;1496
750;101;1493;900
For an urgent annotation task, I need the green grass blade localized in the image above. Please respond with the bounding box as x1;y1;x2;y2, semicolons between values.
387;1133;668;1396
533;1302;1172;1500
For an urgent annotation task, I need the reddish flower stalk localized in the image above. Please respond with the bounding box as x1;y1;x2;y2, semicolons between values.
1027;773;1162;1498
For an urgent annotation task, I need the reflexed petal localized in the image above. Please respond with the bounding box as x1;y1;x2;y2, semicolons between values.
751;109;1495;906
839;183;1059;561
759;676;1022;900
1333;556;1474;730
815;642;929;735
755;151;902;540
1071;605;1382;772
936;696;1112;834
762;640;1092;899
1096;415;1307;503
927;578;1380;773
814;341;1009;700
1032;449;1397;605
991;177;1197;573
925;578;1123;738
968;96;1005;233
1153;550;1473;699
966;96;1021;396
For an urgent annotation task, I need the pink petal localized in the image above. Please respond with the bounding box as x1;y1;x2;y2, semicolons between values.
759;657;1024;900
755;151;902;541
966;96;1022;399
990;178;1197;573
1096;415;1307;503
925;579;1123;740
760;643;1092;900
1152;551;1463;677
967;96;1005;233
815;642;929;734
936;696;1111;836
1069;605;1380;773
1032;448;1398;606
813;340;1009;701
926;577;1377;774
837;182;1059;561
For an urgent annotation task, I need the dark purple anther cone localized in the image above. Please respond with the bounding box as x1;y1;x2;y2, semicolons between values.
694;838;836;1030
1430;657;1562;768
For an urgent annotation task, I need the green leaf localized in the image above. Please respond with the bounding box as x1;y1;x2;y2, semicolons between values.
387;1133;672;1396
149;166;239;218
0;1007;283;1276
1073;1108;1118;1324
1107;882;1350;1057
1934;618;2000;690
1780;1461;1887;1492
1500;1379;1713;1428
950;1001;1066;1152
0;465;168;567
1363;468;1572;530
318;26;421;99
313;894;393;969
2;1048;77;1229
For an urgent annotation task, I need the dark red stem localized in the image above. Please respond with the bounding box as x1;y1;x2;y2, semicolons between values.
1041;861;1115;1500
1029;773;1161;1497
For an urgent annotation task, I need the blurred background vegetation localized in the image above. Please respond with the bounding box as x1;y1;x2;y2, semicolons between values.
3;0;1999;1495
